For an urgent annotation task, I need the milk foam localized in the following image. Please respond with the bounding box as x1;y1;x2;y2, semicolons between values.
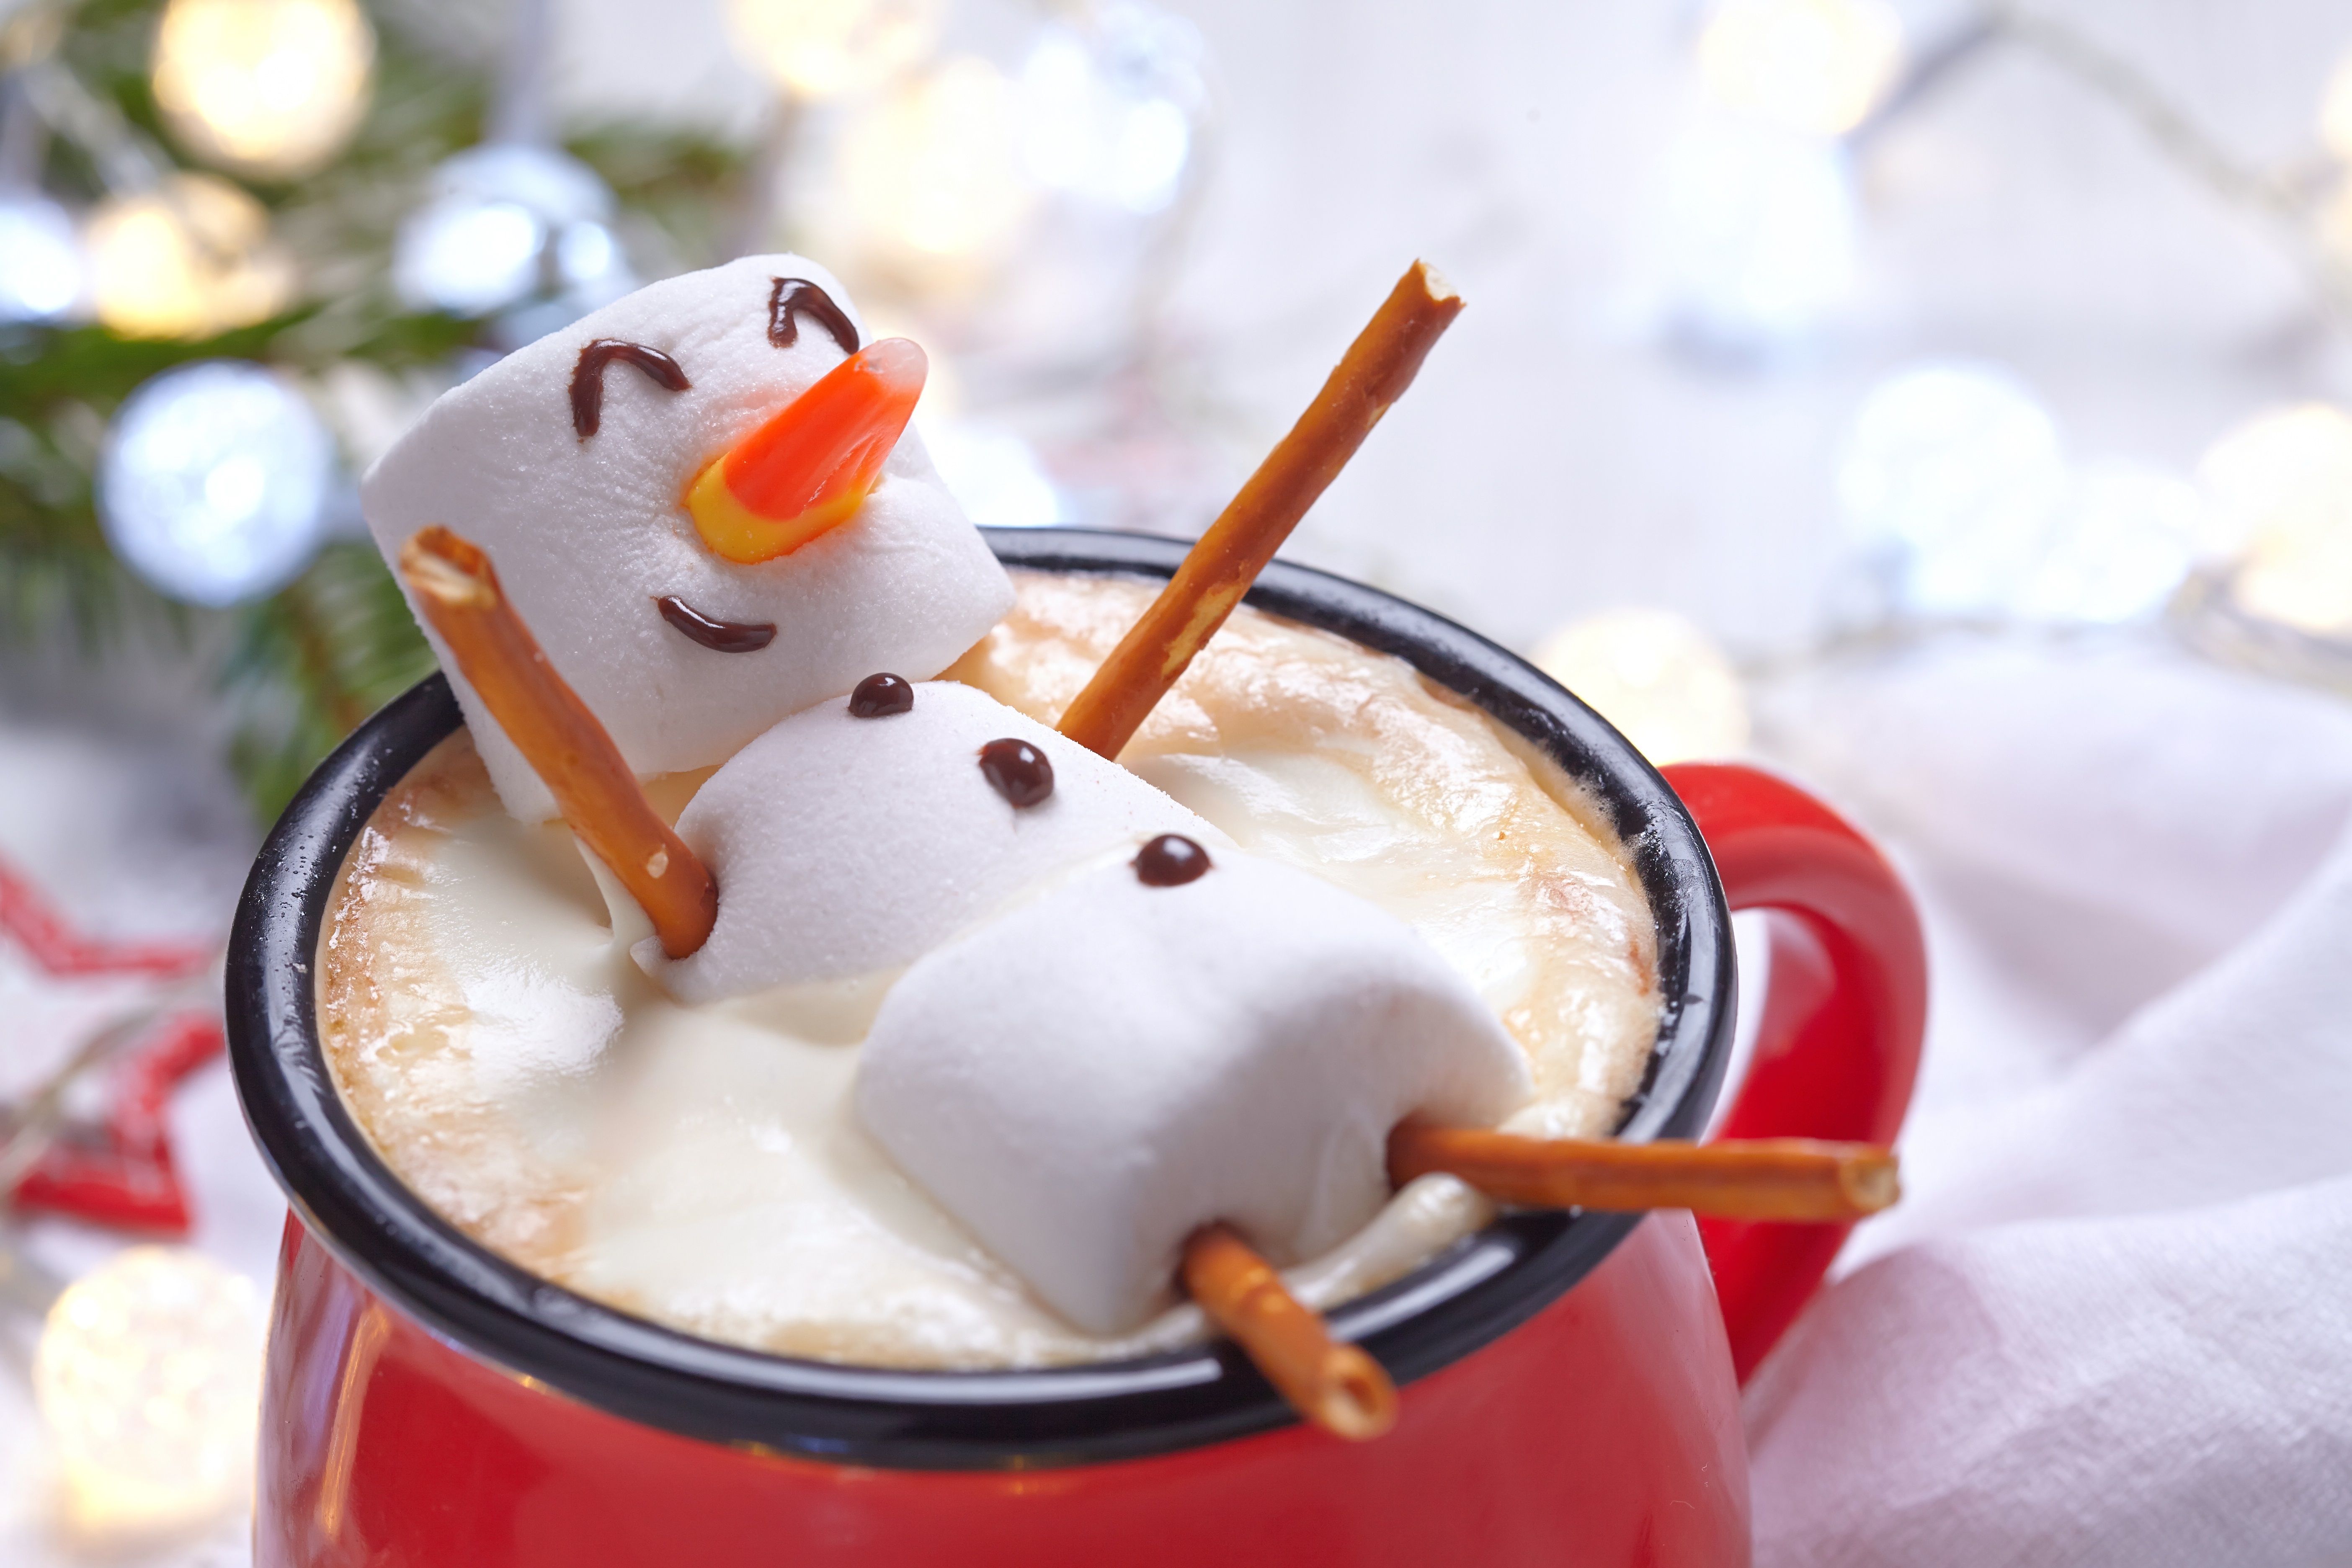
319;576;1660;1368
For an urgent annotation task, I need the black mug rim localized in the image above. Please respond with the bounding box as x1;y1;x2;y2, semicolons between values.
226;526;1736;1471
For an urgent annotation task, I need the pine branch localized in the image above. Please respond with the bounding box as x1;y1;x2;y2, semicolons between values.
11;0;750;823
221;541;437;823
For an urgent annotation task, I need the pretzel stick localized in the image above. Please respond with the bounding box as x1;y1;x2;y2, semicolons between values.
1182;1223;1398;1442
1388;1125;1900;1222
1057;261;1465;759
398;526;717;959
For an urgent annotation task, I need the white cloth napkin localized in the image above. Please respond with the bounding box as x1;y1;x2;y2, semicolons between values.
1743;636;2352;1567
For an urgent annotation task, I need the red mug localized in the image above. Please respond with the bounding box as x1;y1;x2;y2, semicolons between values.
228;529;1924;1567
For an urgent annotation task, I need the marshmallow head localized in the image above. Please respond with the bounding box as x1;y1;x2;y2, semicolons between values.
642;680;1222;1001
363;255;1014;821
854;850;1534;1334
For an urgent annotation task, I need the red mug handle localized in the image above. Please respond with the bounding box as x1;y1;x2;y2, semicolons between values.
1659;762;1928;1382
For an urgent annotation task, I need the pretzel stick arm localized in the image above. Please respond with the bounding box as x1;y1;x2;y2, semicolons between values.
1388;1125;1900;1222
1057;261;1465;759
1181;1223;1398;1442
398;526;718;959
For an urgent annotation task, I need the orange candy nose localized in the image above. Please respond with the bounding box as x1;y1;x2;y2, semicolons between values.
687;338;927;564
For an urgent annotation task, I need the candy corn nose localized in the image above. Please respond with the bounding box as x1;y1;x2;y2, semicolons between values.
687;338;926;564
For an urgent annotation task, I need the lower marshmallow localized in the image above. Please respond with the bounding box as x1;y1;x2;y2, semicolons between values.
855;848;1535;1334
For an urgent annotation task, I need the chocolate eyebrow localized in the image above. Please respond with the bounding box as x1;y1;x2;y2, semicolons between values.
768;277;860;356
571;340;692;438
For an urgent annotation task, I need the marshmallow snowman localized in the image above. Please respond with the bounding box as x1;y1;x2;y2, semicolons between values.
855;845;1534;1335
364;254;1014;823
642;678;1225;1002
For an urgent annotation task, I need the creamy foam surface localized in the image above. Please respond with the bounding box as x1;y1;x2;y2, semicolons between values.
320;572;1661;1368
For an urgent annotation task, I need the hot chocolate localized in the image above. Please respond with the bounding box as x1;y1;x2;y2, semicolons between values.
316;570;1661;1369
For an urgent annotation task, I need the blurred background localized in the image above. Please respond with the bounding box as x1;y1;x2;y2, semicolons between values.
5;0;2352;1561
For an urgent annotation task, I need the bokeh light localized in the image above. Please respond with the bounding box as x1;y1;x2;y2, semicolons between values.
2318;48;2352;164
98;359;334;606
1837;361;2068;614
1019;2;1204;215
2018;461;2203;624
151;0;376;180
393;144;634;333
85;172;296;339
0;192;85;324
1533;609;1750;765
1658;121;1857;349
34;1248;266;1535
1696;0;1904;138
2198;402;2352;636
923;420;1064;528
841;58;1036;271
726;0;943;100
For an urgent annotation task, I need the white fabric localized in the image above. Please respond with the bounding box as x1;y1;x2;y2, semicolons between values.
642;681;1224;1000
1743;639;2352;1567
362;254;1014;823
856;849;1532;1334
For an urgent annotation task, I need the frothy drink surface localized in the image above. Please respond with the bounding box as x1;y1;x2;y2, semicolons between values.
320;572;1660;1368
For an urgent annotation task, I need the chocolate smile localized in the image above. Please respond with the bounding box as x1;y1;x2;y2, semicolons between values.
656;595;776;653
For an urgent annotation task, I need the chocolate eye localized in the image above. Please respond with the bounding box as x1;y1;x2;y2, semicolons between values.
768;277;859;355
1133;835;1211;887
571;340;691;438
978;738;1054;807
848;673;914;717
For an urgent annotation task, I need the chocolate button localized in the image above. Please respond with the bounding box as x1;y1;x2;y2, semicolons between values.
978;738;1054;807
1132;834;1211;886
848;673;914;718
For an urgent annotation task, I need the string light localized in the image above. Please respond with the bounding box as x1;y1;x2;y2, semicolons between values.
1656;120;1857;349
1533;609;1750;765
840;58;1036;274
84;172;296;339
150;0;376;180
2018;461;2204;624
34;1248;266;1535
1836;360;2068;615
1696;0;1903;138
0;192;84;324
1019;2;1204;215
2319;49;2352;164
98;358;335;606
393;144;634;338
726;0;942;101
923;420;1065;528
2198;403;2352;637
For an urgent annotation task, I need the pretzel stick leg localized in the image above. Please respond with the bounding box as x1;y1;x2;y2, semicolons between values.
399;526;718;959
1388;1125;1900;1222
1182;1223;1398;1442
1057;261;1465;760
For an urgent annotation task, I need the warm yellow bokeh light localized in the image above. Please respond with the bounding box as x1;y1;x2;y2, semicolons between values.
862;312;962;418
727;0;943;100
841;58;1035;268
152;0;375;180
2320;50;2352;163
1697;0;1904;138
1533;609;1751;766
85;173;296;339
34;1248;266;1536
2199;403;2352;637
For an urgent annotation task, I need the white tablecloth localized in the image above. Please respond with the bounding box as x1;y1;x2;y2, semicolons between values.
1744;634;2352;1565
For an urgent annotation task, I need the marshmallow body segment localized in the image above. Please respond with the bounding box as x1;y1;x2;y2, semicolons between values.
362;255;1013;822
855;853;1534;1334
644;681;1222;1001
